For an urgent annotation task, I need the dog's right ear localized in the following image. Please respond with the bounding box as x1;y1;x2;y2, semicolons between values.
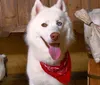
31;0;44;18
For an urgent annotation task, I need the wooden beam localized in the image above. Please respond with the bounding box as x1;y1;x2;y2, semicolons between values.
89;0;99;9
1;0;18;28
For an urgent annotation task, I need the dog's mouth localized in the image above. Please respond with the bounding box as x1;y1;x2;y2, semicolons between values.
41;37;61;60
49;43;60;47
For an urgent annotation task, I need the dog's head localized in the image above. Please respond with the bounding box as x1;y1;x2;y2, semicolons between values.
26;0;74;65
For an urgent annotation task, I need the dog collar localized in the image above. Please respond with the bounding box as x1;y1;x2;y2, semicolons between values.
40;51;71;84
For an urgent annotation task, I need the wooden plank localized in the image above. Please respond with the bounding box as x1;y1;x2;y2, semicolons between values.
29;0;35;10
49;0;69;10
0;33;27;54
88;58;100;85
49;0;57;6
81;0;89;10
41;0;49;6
68;80;76;85
67;0;84;33
18;0;30;25
0;1;3;29
89;78;100;85
7;54;27;74
49;0;82;21
1;0;18;29
49;0;68;7
29;0;49;13
69;33;88;71
17;0;49;26
1;25;26;33
71;72;87;80
67;0;81;21
89;0;99;9
98;0;100;8
75;80;87;85
1;75;28;85
88;58;100;76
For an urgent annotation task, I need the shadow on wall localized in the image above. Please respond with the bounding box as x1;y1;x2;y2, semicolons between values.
0;33;27;55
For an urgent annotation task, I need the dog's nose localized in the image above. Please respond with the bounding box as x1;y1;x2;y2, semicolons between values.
50;32;60;41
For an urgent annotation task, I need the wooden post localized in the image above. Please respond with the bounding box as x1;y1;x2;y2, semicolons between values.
88;55;100;85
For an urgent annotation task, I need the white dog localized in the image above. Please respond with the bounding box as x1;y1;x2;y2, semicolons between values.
25;0;74;85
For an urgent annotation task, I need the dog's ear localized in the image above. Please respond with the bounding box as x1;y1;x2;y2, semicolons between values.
31;0;44;18
54;0;66;12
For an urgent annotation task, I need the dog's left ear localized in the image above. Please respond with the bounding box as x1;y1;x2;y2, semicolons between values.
54;0;66;12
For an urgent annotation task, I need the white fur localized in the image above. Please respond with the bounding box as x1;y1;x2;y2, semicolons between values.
0;54;6;81
25;0;74;85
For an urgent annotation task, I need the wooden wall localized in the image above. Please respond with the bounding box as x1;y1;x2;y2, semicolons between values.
0;0;100;74
0;0;100;33
0;0;49;33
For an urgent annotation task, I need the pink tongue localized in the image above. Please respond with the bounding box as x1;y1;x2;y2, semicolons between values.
49;46;61;60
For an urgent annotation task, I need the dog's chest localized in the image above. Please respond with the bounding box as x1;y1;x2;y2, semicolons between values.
27;61;62;85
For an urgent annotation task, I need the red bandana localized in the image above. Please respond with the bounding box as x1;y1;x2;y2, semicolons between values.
40;51;71;85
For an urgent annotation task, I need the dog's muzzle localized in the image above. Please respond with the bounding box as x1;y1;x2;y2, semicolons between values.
40;36;61;60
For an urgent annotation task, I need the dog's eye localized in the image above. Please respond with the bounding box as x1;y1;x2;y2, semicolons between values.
41;23;48;27
56;21;62;26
